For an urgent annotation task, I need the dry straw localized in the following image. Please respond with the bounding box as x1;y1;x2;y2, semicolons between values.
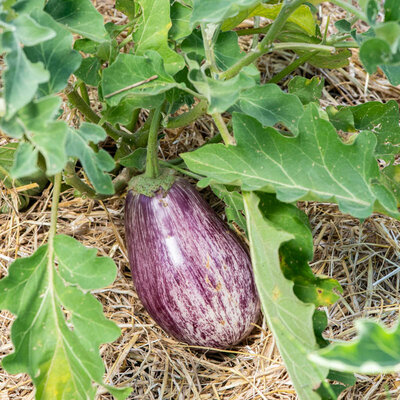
1;1;400;398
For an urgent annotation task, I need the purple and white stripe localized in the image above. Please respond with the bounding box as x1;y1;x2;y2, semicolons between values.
125;178;260;348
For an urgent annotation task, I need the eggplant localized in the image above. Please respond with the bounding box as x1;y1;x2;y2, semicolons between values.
125;178;260;348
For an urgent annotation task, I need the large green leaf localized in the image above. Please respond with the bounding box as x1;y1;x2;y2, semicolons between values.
2;31;49;119
44;0;108;42
24;9;81;97
0;235;131;399
133;0;184;75
327;100;400;163
66;123;115;195
13;14;56;46
222;3;316;36
190;0;259;27
243;191;327;400
11;96;70;175
310;320;400;374
102;51;177;107
238;84;304;133
170;1;193;42
182;105;399;219
258;193;341;307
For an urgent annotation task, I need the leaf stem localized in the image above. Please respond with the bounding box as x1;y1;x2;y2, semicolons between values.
145;106;163;178
211;113;235;146
267;51;319;84
48;173;62;259
65;86;135;143
64;162;134;199
165;99;208;129
273;42;335;52
78;81;90;105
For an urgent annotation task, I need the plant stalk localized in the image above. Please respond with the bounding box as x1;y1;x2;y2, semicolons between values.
145;107;163;179
165;100;208;129
64;162;134;199
66;86;135;143
47;172;62;270
79;81;90;105
212;113;235;146
268;51;318;84
273;42;335;52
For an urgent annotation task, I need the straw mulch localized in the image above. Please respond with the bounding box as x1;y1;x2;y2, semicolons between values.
1;1;400;399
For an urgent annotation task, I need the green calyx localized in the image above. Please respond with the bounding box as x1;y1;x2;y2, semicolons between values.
128;168;176;197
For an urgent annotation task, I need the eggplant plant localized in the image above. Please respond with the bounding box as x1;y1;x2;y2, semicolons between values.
0;0;400;399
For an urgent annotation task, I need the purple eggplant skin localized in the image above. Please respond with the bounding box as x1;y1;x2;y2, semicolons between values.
125;178;260;348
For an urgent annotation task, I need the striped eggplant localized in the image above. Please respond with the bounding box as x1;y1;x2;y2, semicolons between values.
125;178;260;348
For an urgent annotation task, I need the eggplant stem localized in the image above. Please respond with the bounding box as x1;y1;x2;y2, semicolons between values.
145;106;163;179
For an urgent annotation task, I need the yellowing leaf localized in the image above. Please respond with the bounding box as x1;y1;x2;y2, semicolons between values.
222;3;316;36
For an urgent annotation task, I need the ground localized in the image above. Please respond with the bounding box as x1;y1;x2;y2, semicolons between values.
1;1;400;399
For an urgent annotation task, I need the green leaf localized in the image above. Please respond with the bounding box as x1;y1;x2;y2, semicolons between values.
211;184;247;234
288;76;324;105
170;1;193;42
73;38;99;54
119;147;147;171
102;51;177;107
258;193;342;307
3;32;49;119
222;3;316;36
13;14;56;46
10;141;40;178
328;100;400;163
380;64;400;86
24;9;81;97
243;191;327;400
74;57;101;86
0;237;131;399
66;123;115;194
44;0;108;42
116;0;136;20
188;67;255;113
190;0;259;27
8;95;70;176
334;19;352;33
31;121;69;175
310;320;400;374
133;0;184;75
12;0;45;13
101;95;165;126
359;38;393;74
380;164;400;206
54;234;117;290
96;39;119;63
374;22;400;53
238;84;304;133
384;0;400;22
182;105;399;219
